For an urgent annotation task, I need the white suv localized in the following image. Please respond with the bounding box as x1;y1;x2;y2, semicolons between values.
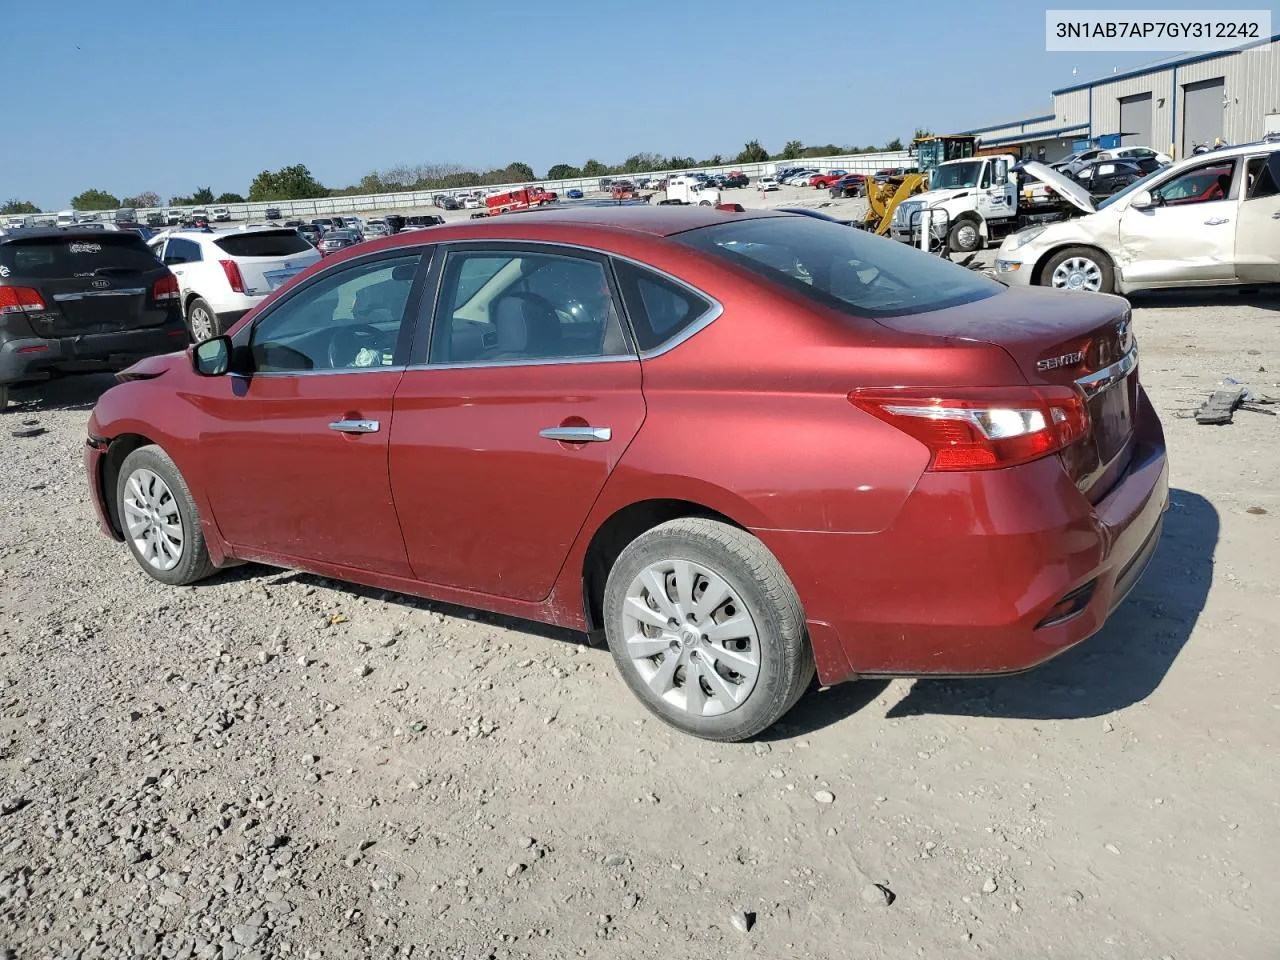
149;227;321;340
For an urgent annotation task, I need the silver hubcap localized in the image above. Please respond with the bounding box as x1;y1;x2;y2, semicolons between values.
189;306;213;342
1051;257;1103;292
956;224;977;248
123;468;184;571
622;559;761;718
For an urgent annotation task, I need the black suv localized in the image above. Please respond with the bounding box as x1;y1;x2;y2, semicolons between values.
0;228;185;409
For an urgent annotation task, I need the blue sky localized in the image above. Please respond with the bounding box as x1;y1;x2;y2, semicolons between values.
3;0;1269;208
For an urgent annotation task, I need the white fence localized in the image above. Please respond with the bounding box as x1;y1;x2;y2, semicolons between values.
53;151;914;223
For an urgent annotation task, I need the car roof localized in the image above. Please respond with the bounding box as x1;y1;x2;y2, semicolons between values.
0;226;137;243
447;205;784;237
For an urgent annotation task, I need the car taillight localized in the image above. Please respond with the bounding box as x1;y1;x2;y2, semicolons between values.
152;274;180;302
0;285;47;315
849;386;1090;472
219;259;245;293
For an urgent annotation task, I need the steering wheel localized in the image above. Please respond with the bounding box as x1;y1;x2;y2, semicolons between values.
327;323;385;369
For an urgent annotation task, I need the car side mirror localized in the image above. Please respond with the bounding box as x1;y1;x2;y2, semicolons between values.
192;336;231;376
1130;190;1157;210
993;160;1009;185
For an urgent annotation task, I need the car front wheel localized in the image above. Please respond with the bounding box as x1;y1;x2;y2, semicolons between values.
116;444;216;586
603;518;815;741
1040;246;1115;294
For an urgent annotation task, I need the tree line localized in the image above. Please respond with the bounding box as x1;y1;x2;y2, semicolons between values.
4;134;921;214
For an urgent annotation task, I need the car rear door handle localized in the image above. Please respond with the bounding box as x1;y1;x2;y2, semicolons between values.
539;425;611;443
1271;211;1280;219
1203;217;1230;226
329;419;380;434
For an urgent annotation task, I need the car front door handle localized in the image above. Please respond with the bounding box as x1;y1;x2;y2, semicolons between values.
329;419;380;434
539;425;611;443
1203;217;1230;226
1271;211;1280;219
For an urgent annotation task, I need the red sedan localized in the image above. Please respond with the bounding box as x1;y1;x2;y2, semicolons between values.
83;207;1168;741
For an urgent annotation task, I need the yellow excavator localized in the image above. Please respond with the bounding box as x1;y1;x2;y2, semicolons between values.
862;134;978;234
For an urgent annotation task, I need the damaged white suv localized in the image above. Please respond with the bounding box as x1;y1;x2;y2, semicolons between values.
995;139;1280;294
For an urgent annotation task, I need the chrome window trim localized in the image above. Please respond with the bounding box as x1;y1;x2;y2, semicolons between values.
423;238;723;365
231;365;407;380
409;355;636;372
1076;344;1138;397
52;287;147;301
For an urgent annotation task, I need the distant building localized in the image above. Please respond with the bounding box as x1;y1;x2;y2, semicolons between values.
963;34;1280;162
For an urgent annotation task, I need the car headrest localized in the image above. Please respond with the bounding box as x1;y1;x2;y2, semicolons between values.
493;294;560;357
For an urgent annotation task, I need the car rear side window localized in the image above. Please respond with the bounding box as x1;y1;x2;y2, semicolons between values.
675;215;1000;319
611;260;714;352
0;233;160;279
215;230;312;258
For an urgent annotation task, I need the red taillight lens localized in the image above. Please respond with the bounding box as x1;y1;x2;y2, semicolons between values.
152;274;180;302
219;259;245;293
850;386;1090;472
0;285;47;315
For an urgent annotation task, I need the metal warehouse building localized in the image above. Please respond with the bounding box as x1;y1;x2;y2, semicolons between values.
963;33;1280;162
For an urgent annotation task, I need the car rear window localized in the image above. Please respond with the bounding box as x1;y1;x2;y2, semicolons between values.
214;230;312;258
675;215;1001;319
0;233;160;279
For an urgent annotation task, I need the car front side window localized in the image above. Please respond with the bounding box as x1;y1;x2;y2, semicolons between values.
1155;160;1237;206
248;254;422;374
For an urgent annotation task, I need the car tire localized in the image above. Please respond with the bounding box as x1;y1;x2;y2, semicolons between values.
0;384;8;411
116;444;217;587
187;298;220;343
1039;246;1115;294
948;219;983;253
698;200;712;206
603;517;815;742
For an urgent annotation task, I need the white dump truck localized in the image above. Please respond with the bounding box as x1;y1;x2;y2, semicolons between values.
663;176;722;206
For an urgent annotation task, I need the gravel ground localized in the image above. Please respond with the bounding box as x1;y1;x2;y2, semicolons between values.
1;212;1278;959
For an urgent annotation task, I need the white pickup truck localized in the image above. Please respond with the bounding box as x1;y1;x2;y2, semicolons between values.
890;154;1075;253
663;176;722;206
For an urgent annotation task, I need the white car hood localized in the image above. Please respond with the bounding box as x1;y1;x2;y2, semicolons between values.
1019;161;1095;214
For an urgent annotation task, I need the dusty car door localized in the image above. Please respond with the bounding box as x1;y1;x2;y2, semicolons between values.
1118;157;1240;285
197;249;431;575
1234;152;1280;283
388;243;646;603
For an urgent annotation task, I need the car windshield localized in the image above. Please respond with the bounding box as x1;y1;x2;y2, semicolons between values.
677;215;1001;318
928;161;983;190
1095;164;1168;209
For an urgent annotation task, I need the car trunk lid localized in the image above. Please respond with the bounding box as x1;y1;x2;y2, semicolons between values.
0;232;175;336
212;230;320;297
873;286;1137;500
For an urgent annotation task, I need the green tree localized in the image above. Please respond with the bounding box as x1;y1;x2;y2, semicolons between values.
883;137;904;152
546;163;581;180
71;188;121;211
735;139;769;163
778;140;805;160
120;191;159;209
215;192;245;204
1;199;41;214
502;161;536;182
249;164;329;201
581;158;607;176
190;186;215;205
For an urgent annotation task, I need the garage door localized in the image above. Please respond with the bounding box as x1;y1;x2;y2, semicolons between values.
1119;93;1153;147
1182;78;1225;153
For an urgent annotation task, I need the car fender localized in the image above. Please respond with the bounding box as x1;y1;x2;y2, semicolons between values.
1025;215;1123;284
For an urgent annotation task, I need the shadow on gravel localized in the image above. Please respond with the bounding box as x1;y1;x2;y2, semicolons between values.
887;488;1217;721
264;570;586;646
4;372;119;414
1128;285;1280;312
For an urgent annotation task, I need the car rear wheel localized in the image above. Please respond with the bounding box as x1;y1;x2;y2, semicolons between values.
187;298;219;342
603;518;814;741
698;200;712;206
1041;246;1114;294
0;384;8;411
117;445;216;586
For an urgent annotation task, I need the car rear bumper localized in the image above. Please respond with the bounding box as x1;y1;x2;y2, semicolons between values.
758;386;1169;685
0;320;189;385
